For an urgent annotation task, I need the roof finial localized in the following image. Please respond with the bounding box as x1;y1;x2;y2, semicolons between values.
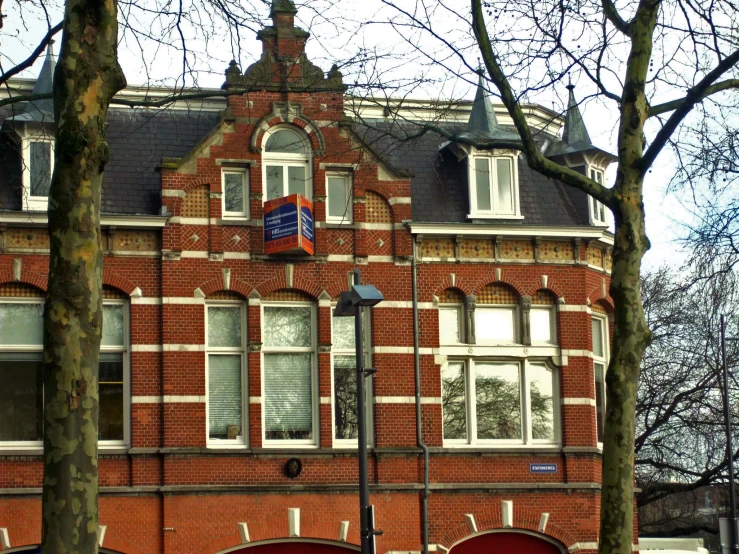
476;57;485;76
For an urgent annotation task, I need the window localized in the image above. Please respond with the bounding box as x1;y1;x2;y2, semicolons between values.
326;173;352;223
476;307;517;343
531;291;557;345
332;311;371;446
468;153;519;217
588;167;607;225
262;303;317;445
262;128;312;201
442;360;557;446
592;315;609;443
222;169;249;219
0;299;129;448
206;303;246;446
22;137;54;211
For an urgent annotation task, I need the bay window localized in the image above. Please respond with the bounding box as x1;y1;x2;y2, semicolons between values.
262;303;317;444
332;311;371;446
206;303;246;446
441;359;557;446
0;298;129;448
262;127;312;201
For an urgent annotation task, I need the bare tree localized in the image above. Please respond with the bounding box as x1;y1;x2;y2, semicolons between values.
347;1;739;553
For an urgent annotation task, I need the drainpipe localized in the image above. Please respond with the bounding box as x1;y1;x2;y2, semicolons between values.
409;228;430;554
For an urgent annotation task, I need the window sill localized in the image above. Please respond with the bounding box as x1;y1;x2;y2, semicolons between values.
467;213;524;220
433;445;562;454
325;218;354;226
0;445;131;457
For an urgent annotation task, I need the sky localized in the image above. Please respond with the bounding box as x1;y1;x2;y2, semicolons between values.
0;0;706;269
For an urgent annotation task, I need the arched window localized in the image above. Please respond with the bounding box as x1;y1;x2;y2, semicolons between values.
262;127;312;201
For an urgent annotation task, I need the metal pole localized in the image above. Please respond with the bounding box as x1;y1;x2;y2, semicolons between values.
354;268;371;554
722;314;738;554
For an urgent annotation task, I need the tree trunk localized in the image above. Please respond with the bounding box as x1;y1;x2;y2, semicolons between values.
42;0;126;551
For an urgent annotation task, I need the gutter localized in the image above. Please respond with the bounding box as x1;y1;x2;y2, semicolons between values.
407;222;430;554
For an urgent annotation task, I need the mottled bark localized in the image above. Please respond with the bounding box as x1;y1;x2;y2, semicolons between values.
42;0;126;552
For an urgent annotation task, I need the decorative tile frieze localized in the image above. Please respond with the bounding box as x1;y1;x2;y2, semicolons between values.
539;240;574;261
460;239;494;259
500;239;534;260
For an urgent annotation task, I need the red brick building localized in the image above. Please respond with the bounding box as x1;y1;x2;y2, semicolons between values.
0;1;618;552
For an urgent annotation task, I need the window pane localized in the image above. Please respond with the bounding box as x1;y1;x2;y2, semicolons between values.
265;130;307;154
334;355;357;440
208;307;242;348
475;363;521;440
264;307;311;347
30;141;52;197
592;319;604;357
224;173;245;213
208;354;243;440
595;362;606;442
0;352;43;441
266;165;283;200
496;158;513;213
102;304;124;347
442;362;467;440
99;352;124;441
288;166;306;196
328;176;350;219
529;363;554;441
474;158;491;211
531;309;553;343
333;316;355;350
599;202;606;222
439;307;461;344
264;353;312;440
0;303;43;345
475;308;516;342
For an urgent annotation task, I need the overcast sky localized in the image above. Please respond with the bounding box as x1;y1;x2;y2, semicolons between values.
1;0;695;268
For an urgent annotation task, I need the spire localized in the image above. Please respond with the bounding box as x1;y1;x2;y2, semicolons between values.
458;71;520;146
561;83;593;149
5;42;56;123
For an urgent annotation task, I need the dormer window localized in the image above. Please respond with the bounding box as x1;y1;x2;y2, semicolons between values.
23;135;54;211
588;167;607;226
468;150;521;218
262;127;312;201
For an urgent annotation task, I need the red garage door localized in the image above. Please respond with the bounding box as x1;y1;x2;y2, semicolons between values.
225;541;359;554
451;531;564;554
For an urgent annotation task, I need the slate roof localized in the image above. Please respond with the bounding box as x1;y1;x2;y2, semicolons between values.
356;119;584;226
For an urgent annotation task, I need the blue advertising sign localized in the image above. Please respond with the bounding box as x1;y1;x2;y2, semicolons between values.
264;194;315;256
529;463;558;474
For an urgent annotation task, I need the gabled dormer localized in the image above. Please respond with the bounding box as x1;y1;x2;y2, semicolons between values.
443;72;523;220
2;44;56;212
544;84;617;226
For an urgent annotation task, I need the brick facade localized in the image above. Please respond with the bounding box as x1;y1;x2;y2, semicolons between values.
0;2;622;553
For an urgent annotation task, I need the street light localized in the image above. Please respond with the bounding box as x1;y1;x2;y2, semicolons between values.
333;269;384;554
720;314;739;554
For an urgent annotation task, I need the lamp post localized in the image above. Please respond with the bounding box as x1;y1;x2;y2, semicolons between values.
334;269;384;554
720;314;739;554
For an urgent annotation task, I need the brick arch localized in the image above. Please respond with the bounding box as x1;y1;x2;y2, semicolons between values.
205;538;361;554
103;270;139;297
325;277;353;301
448;530;568;554
101;534;141;554
592;298;615;314
0;267;48;291
171;177;213;218
256;276;322;300
529;288;560;305
475;272;526;297
197;277;254;299
432;278;474;299
586;283;614;312
251;118;326;155
474;281;524;303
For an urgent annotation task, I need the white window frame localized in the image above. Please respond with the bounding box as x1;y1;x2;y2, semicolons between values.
261;126;313;202
205;301;247;448
439;304;464;345
592;314;609;445
475;305;520;345
467;149;522;219
221;168;249;220
331;309;373;448
261;301;318;447
0;298;130;450
22;134;55;212
588;167;608;226
325;172;353;224
530;305;557;345
441;358;560;448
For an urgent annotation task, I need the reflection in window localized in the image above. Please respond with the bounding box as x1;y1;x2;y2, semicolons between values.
263;304;315;443
223;171;248;218
263;127;311;201
30;141;52;197
441;360;557;446
327;174;352;223
592;316;608;442
470;154;517;216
